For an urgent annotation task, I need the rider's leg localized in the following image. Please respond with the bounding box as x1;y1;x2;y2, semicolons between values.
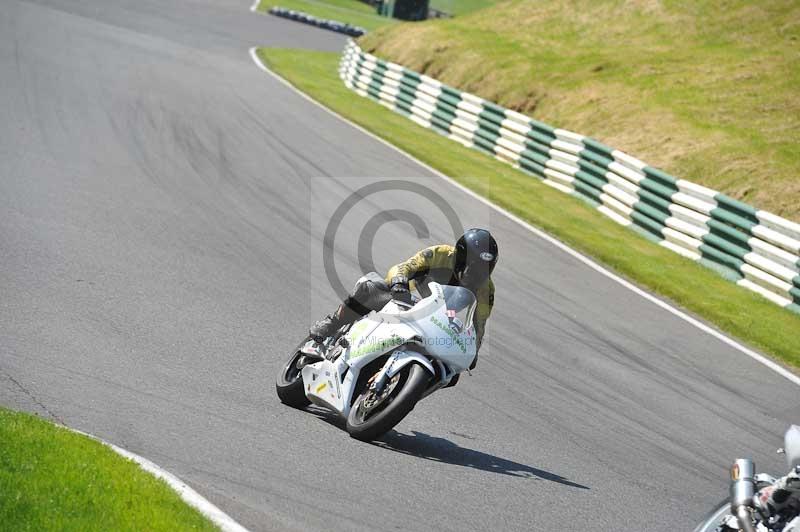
309;273;391;341
308;302;361;342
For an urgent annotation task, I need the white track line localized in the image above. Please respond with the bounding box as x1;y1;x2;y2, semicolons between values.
74;428;249;532
248;47;800;387
249;0;260;13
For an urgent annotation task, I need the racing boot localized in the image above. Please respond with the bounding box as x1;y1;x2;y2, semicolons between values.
309;303;360;342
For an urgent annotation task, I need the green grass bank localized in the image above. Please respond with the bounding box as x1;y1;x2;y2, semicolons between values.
0;407;218;531
255;47;800;371
361;0;800;221
428;0;497;16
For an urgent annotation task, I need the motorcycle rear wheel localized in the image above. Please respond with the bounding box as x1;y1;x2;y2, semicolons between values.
346;362;430;442
692;500;731;532
275;338;313;408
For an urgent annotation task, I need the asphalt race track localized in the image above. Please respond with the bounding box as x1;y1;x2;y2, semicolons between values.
2;1;799;530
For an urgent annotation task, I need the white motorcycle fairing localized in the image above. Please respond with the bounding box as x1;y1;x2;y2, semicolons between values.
300;282;478;419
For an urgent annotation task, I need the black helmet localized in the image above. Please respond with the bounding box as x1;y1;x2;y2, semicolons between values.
454;228;498;291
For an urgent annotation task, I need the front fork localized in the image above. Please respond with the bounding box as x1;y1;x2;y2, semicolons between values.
369;352;402;394
368;350;436;394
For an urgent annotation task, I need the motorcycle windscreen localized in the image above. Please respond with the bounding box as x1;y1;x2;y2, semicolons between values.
441;285;477;334
417;285;477;372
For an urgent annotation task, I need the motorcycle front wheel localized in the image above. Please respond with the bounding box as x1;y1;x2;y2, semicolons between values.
692;500;731;532
275;338;313;408
346;362;430;442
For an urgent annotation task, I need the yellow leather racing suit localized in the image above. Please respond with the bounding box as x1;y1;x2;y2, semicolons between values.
386;244;494;349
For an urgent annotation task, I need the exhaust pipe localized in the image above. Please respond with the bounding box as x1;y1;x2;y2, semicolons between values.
730;459;757;532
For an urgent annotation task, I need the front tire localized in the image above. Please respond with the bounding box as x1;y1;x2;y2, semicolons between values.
346;363;430;441
692;500;732;532
276;339;312;408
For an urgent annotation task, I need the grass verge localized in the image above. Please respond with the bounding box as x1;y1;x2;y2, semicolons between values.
0;407;218;531
255;0;395;32
256;47;800;370
429;0;497;16
361;0;800;220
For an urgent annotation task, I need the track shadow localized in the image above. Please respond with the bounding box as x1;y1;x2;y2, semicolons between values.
305;404;346;428
302;407;588;489
374;430;590;489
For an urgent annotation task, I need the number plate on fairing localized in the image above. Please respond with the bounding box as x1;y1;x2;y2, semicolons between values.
301;360;345;412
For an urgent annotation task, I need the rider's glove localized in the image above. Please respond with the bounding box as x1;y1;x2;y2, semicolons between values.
389;275;412;305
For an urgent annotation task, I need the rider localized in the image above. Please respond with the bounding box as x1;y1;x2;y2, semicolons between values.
755;425;800;521
309;228;498;368
756;469;800;519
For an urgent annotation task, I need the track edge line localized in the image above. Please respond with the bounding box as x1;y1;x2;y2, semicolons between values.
73;427;250;532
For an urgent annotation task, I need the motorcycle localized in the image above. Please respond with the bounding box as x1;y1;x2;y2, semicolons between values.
695;425;800;532
275;282;478;441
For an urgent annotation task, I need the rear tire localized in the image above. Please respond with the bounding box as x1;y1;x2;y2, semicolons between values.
346;363;430;442
276;338;313;408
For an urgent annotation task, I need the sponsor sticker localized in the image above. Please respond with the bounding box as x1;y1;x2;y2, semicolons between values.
348;334;404;359
480;252;494;261
429;315;467;353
